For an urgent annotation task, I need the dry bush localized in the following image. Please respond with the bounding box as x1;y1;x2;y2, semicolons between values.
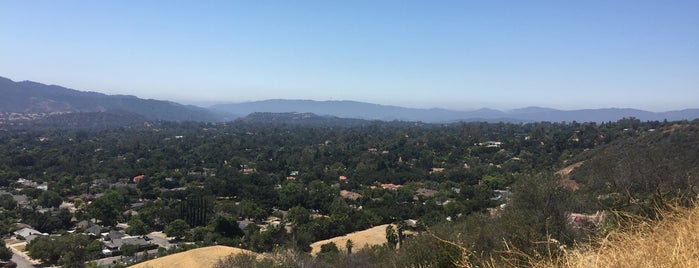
535;204;699;268
428;203;699;268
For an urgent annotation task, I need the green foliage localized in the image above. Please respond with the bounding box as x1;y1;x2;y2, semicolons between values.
27;234;99;267
37;190;62;208
126;216;151;235
211;216;244;239
164;219;190;239
2;117;694;266
318;242;340;261
287;205;311;225
385;225;398;250
0;194;16;210
179;194;212;227
120;243;139;257
87;189;125;226
498;173;577;257
0;239;12;262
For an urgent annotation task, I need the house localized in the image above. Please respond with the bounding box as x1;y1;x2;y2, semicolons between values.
132;175;145;183
105;230;125;241
59;201;77;213
237;219;254;230
16;178;38;188
477;141;503;148
491;190;512;201
103;236;151;250
85;225;102;237
340;190;362;200
380;183;402;190
414;188;437;200
430;168;445;173
75;220;91;230
338;175;348;182
116;223;129;230
14;227;46;238
14;227;47;242
404;219;418;228
12;194;30;208
240;164;256;174
569;211;607;229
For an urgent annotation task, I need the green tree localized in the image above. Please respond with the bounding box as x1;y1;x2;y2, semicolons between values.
386;225;398;250
500;173;575;256
165;219;190;240
318;242;339;261
87;190;125;226
121;244;138;257
0;194;16;210
126;216;151;236
27;234;94;267
287;205;310;225
212;216;244;239
0;239;12;262
346;239;354;255
38;190;63;208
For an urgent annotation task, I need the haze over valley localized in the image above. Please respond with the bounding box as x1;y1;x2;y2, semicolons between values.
2;76;698;125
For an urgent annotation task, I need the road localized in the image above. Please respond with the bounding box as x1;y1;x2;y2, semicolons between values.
11;252;34;268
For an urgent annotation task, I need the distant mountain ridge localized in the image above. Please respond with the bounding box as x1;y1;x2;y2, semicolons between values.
0;76;218;122
212;100;699;123
2;76;698;124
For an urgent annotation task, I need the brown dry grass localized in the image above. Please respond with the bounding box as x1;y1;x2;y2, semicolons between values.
548;205;699;268
309;224;393;255
430;204;699;268
130;245;260;268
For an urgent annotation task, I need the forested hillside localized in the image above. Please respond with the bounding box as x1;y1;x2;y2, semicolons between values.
571;123;699;197
0;116;696;267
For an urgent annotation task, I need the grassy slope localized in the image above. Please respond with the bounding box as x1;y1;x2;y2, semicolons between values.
538;205;699;268
309;224;392;256
130;246;259;268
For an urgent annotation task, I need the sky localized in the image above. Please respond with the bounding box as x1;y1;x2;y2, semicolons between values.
0;1;697;111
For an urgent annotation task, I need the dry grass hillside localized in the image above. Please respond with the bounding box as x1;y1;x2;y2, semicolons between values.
309;224;393;255
531;205;699;268
130;246;260;268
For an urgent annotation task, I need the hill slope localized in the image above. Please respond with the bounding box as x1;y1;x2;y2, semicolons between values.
570;122;699;196
0;76;219;122
309;224;393;256
130;246;259;268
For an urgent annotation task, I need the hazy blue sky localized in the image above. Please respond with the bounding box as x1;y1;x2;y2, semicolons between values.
1;1;697;111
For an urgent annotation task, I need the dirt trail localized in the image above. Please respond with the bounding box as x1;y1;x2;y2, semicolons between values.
557;161;585;190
